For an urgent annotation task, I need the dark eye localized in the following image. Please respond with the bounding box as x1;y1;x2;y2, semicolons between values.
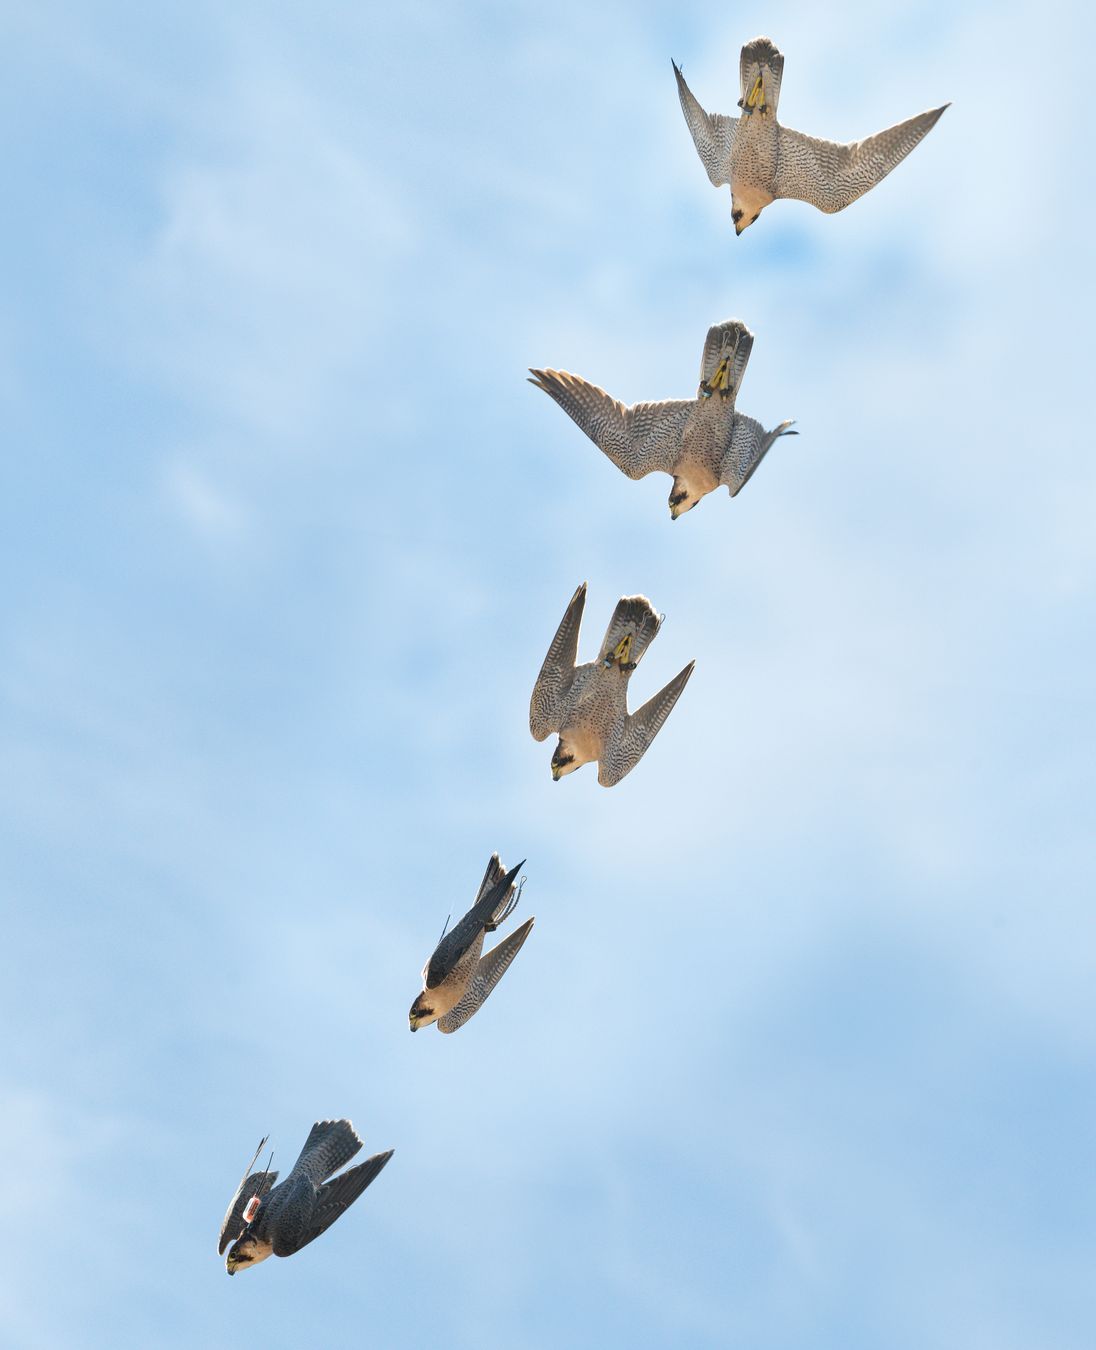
732;209;743;223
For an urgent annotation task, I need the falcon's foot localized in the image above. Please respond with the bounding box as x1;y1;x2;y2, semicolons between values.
485;877;524;932
737;74;768;114
603;634;634;668
700;356;733;400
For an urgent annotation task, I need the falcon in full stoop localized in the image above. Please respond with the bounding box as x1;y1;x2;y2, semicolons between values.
409;855;534;1034
220;1120;393;1275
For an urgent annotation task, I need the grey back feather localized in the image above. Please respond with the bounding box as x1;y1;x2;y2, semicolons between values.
218;1164;279;1255
438;918;535;1034
598;661;695;787
426;861;523;988
272;1151;394;1258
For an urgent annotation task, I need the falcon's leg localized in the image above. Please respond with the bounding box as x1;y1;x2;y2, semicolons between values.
737;74;768;115
602;633;634;669
699;356;734;400
485;876;524;932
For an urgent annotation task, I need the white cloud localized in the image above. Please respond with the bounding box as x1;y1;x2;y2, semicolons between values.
3;2;1094;1347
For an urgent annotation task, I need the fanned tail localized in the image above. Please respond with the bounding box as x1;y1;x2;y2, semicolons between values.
599;595;661;671
739;36;784;116
699;320;754;400
294;1119;363;1181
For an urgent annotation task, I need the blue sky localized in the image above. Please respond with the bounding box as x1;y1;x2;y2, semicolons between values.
1;1;1094;1346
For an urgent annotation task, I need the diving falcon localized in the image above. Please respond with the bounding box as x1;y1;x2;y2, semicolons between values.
530;584;694;786
409;855;534;1034
674;36;948;234
220;1120;393;1274
530;318;796;519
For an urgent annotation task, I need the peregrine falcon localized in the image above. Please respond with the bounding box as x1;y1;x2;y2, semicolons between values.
530;584;694;786
219;1120;393;1275
674;36;948;234
530;319;796;519
409;855;534;1033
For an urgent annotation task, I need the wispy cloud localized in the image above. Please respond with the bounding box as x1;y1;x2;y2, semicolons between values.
1;2;1093;1347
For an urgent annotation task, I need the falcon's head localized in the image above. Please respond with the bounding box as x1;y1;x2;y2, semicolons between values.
668;474;703;520
226;1231;273;1276
731;196;763;236
409;992;437;1032
550;737;581;781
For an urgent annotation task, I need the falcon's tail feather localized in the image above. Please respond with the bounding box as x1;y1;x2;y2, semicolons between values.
294;1118;363;1180
699;320;754;400
599;595;661;671
739;36;784;116
472;853;507;906
472;853;522;929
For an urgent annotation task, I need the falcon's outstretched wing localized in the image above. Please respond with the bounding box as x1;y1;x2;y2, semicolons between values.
438;918;535;1034
273;1152;394;1257
529;369;692;481
673;61;737;186
774;106;948;213
720;414;797;497
218;1137;278;1255
530;583;585;742
598;662;695;788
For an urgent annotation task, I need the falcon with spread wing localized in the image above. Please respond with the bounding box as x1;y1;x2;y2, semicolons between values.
674;36;948;233
530;319;795;519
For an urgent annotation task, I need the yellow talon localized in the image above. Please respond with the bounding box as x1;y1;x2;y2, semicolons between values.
612;634;632;664
709;358;730;392
746;74;764;109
